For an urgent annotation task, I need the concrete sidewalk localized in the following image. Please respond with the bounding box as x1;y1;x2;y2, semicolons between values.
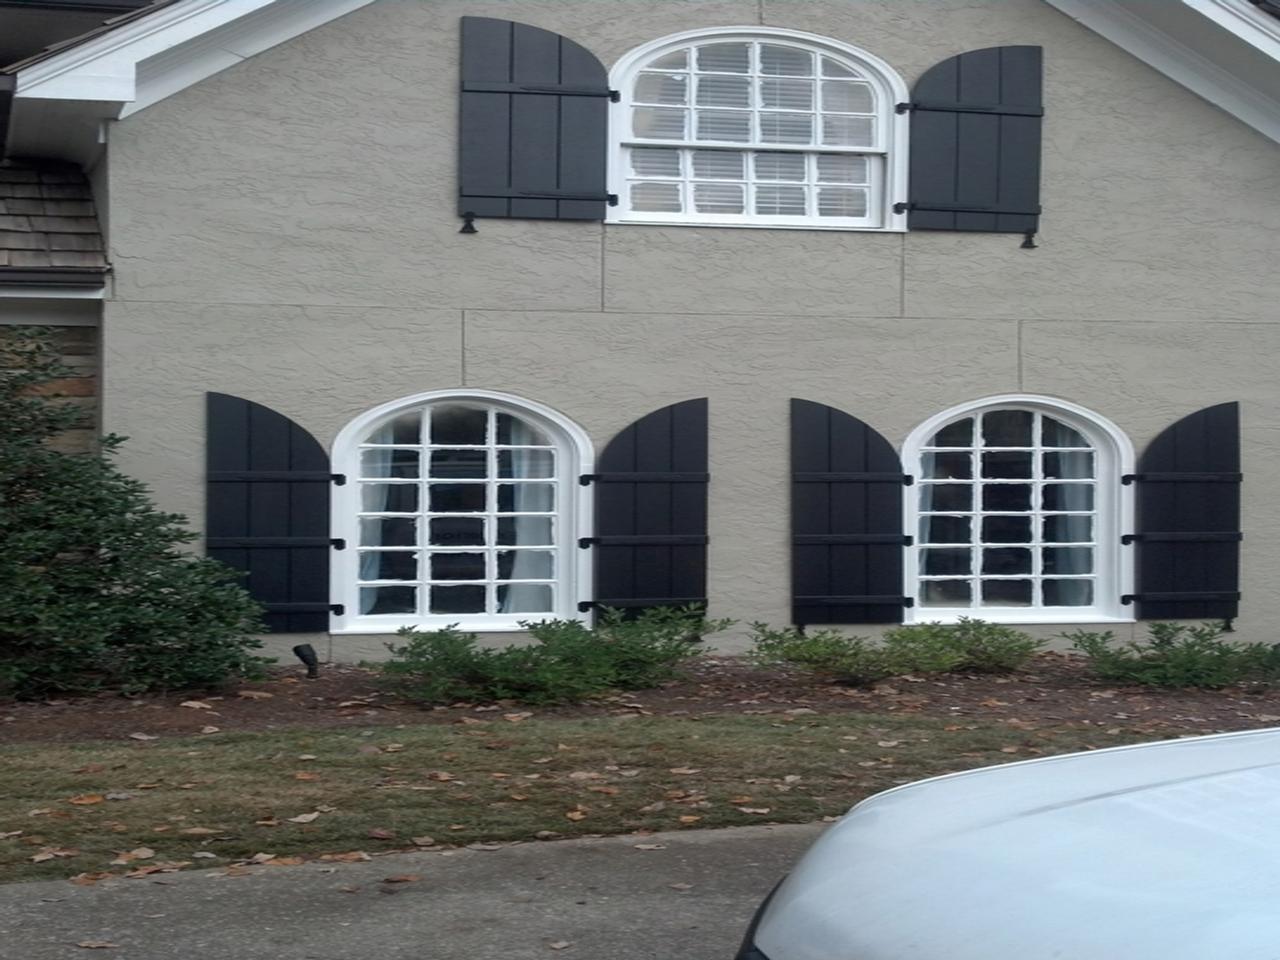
0;823;827;959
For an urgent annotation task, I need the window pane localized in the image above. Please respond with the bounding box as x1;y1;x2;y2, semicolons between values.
697;42;749;73
697;75;750;107
921;548;970;576
983;484;1031;511
498;550;555;580
982;580;1032;606
696;110;751;142
633;107;686;139
367;412;420;445
1042;547;1093;575
498;584;554;614
431;449;486;479
816;154;868;183
983;547;1031;575
759;44;813;76
359;551;418;581
635;72;688;105
759;112;814;144
694;182;745;214
1043;515;1092;543
919;515;970;544
761;78;814;110
920;580;971;607
430;585;485;614
982;451;1033;479
430;517;484;547
498;483;555;512
498;516;554;546
1042;417;1088;447
754;152;806;181
430;552;485;581
930;418;973;447
982;410;1033;447
498;449;555;478
755;184;807;215
822;115;874;146
821;80;874;113
631;182;682;212
360;449;419;479
631;147;682;178
692;150;744;179
361;483;418;513
817;187;866;218
921;483;972;512
496;413;549;446
360;517;416;547
1043;579;1094;607
431;405;486;445
820;57;856;78
1043;451;1095;480
922;451;971;480
982;515;1032;543
649;49;687;71
430;483;486;513
360;586;416;615
1042;484;1094;511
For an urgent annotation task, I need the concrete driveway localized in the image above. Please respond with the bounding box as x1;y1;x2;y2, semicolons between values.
0;823;826;959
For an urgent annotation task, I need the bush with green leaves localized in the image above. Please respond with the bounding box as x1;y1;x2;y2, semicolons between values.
0;327;266;698
380;605;732;705
1066;621;1280;689
749;618;1042;686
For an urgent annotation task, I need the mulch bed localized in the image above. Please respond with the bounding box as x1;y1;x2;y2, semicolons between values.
6;653;1280;743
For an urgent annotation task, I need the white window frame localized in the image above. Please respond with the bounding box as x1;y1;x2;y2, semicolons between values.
329;390;594;635
608;26;909;232
901;395;1136;625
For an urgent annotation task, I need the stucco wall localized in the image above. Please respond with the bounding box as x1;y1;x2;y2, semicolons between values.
99;0;1280;657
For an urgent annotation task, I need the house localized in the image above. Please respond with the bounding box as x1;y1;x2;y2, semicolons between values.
1;0;1277;662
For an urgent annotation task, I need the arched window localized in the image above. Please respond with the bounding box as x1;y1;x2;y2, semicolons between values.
902;397;1134;624
609;27;908;230
330;391;592;633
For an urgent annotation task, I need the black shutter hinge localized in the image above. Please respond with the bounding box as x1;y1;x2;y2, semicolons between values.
579;473;596;486
1021;230;1038;249
609;89;621;102
329;604;345;615
894;201;910;214
330;538;346;550
460;212;478;234
331;473;347;486
904;597;915;608
607;194;619;206
895;101;912;114
578;537;594;548
903;474;915;486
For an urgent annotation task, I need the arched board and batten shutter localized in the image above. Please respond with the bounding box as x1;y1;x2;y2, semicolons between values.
1126;403;1242;622
904;45;1043;237
459;16;614;223
206;393;339;633
790;399;911;626
581;399;709;614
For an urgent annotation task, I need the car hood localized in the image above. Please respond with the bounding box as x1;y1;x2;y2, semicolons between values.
754;727;1280;960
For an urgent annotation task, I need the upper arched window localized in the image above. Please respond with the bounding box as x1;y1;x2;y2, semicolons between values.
902;397;1134;624
330;391;593;633
608;28;908;230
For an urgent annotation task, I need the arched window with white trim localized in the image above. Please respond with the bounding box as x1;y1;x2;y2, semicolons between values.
330;392;592;633
902;397;1134;624
608;27;908;230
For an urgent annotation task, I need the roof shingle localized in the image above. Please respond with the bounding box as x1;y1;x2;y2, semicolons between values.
0;158;107;279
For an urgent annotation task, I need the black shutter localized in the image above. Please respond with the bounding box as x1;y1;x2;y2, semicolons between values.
904;45;1043;235
791;399;911;626
582;399;708;613
1124;403;1242;622
206;393;336;633
459;16;612;222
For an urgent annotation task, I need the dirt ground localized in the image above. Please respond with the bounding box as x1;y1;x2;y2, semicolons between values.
6;653;1280;744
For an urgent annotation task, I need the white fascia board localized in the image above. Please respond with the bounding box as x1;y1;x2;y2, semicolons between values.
1044;0;1280;143
1186;0;1280;60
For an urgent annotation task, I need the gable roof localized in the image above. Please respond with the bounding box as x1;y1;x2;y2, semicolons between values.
0;158;108;285
2;2;179;74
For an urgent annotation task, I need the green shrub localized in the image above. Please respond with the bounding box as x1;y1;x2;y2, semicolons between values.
0;327;267;698
1067;621;1280;688
381;605;730;705
748;624;895;686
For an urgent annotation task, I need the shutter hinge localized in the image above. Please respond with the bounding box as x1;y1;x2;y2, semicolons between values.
329;604;345;615
895;101;912;114
1021;230;1038;250
607;193;619;206
894;201;910;214
609;89;621;102
579;473;595;486
330;538;346;550
578;537;593;548
331;474;347;486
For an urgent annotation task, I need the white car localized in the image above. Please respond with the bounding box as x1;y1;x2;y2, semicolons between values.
736;727;1280;960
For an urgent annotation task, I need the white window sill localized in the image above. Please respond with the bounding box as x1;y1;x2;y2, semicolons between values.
331;614;581;635
606;217;906;233
904;610;1135;626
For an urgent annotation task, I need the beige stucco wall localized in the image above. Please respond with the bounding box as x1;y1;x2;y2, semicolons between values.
99;0;1280;659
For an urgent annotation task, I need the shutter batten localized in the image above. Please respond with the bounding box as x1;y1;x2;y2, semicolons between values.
206;393;334;633
906;45;1043;235
459;17;612;222
791;399;910;626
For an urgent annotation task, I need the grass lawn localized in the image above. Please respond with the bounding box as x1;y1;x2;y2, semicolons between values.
0;711;1174;885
